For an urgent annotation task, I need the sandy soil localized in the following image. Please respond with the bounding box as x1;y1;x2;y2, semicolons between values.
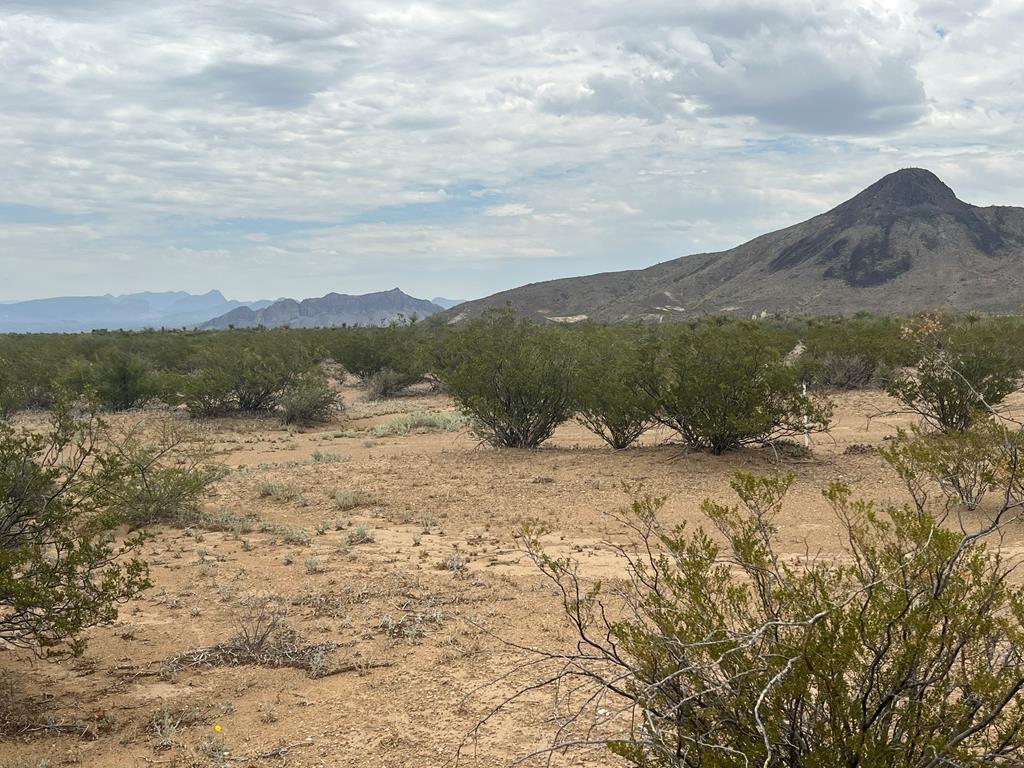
3;385;1023;768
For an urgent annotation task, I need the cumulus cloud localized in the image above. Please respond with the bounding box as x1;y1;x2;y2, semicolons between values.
0;0;1020;301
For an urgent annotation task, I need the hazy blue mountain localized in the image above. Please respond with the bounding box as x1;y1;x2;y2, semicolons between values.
0;290;272;333
430;297;466;309
201;288;444;329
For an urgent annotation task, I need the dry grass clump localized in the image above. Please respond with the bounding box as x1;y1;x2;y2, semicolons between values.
368;411;468;437
256;480;311;508
164;594;336;679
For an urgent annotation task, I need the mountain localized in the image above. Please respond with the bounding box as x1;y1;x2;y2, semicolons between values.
447;169;1024;322
431;297;466;309
200;288;443;329
0;290;272;333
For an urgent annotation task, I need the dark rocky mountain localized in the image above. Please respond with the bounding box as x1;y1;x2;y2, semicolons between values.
0;290;271;333
200;288;443;329
447;169;1024;322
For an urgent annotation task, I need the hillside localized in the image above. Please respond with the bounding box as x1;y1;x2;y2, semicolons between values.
0;290;270;333
448;169;1024;322
200;288;443;329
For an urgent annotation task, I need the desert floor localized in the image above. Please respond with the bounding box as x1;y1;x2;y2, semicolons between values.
3;384;1024;768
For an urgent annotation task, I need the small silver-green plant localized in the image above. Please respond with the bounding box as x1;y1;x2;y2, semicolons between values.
344;526;375;546
334;488;371;511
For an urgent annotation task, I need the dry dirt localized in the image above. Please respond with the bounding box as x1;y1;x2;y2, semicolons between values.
3;385;1024;768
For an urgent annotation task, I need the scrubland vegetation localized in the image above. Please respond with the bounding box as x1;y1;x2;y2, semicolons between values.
3;310;1024;766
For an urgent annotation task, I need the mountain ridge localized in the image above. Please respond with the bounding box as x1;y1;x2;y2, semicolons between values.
447;168;1024;322
0;290;272;333
200;288;444;329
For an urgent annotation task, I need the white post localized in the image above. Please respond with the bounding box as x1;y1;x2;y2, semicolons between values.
803;381;810;448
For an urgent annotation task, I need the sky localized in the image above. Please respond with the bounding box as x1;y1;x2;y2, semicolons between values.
0;0;1022;303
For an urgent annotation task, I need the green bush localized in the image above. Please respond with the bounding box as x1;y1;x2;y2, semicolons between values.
94;418;225;528
0;403;151;657
329;323;427;393
798;315;910;389
511;466;1024;767
573;325;657;449
92;348;160;410
180;368;235;417
887;316;1022;432
432;312;576;448
881;420;1024;510
328;327;394;380
643;324;831;454
0;361;21;416
177;337;319;418
279;372;342;425
225;348;296;413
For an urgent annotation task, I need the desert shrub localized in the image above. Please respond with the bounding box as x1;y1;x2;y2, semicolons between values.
364;368;419;400
94;418;225;528
91;348;160;410
178;339;320;418
0;363;20;417
572;325;657;449
334;488;370;510
502;466;1024;767
329;327;393;380
279;372;341;425
329;323;428;396
798;315;910;389
887;315;1023;432
180;368;236;417
881;420;1024;510
432;311;576;448
643;324;831;454
0;402;151;657
257;480;301;502
813;353;879;390
344;525;374;546
55;349;159;411
225;348;298;413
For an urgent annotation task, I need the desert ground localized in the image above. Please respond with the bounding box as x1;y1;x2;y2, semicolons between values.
3;383;1024;768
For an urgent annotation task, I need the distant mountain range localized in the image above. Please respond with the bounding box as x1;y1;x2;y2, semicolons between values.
447;169;1024;322
0;288;448;333
199;288;444;329
0;290;272;333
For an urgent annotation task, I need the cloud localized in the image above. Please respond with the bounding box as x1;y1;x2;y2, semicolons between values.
0;0;1020;302
483;203;533;217
169;61;339;110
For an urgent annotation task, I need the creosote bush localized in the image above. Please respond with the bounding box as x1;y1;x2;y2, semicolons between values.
1;402;151;657
573;325;657;449
887;314;1023;432
487;441;1024;766
432;311;576;448
643;323;831;453
881;419;1024;511
95;418;225;529
279;371;342;426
